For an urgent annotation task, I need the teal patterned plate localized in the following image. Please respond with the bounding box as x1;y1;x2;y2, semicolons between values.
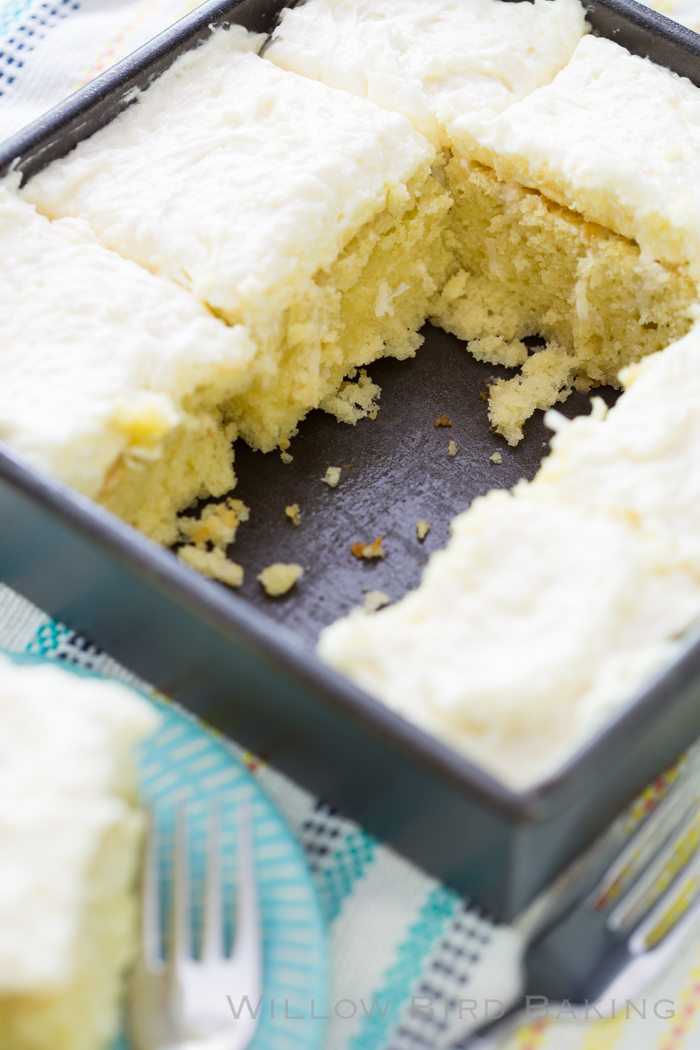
118;692;329;1050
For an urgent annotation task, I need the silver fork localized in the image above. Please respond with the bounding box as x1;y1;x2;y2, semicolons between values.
129;801;263;1050
459;743;700;1047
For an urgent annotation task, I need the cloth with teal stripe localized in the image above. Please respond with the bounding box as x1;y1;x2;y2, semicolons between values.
3;581;699;1050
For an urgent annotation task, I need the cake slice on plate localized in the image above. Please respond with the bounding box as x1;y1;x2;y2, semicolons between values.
0;655;157;1050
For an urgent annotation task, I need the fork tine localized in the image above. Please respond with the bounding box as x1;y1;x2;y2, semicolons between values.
600;853;700;1004
607;802;700;933
592;753;700;913
629;846;700;953
201;801;223;962
170;803;191;963
142;809;162;970
230;799;261;979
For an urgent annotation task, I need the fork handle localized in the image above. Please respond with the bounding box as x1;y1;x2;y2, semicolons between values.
456;1002;524;1049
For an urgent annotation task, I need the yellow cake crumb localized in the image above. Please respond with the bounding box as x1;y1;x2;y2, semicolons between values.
364;590;390;612
320;369;381;424
469;335;528;368
323;466;342;488
258;562;304;596
490;451;503;464
178;545;244;587
280;451;294;464
351;536;386;559
488;343;574;445
178;497;250;549
285;503;302;526
448;440;457;457
416;519;431;540
434;413;452;427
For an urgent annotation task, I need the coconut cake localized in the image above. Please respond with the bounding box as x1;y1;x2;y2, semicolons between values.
0;187;258;545
438;33;700;442
0;655;157;1050
265;0;587;148
5;1;700;787
22;25;453;462
267;9;699;444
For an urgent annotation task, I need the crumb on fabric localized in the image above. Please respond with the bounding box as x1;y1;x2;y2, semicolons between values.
490;451;503;464
285;503;302;526
448;440;457;457
351;536;386;560
280;451;293;464
258;562;304;596
323;466;341;488
434;414;452;427
416;519;430;541
178;545;244;588
364;590;390;613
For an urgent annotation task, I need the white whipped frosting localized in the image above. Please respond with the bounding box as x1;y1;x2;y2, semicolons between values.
23;25;434;327
0;655;157;990
453;34;700;277
266;0;587;147
319;489;700;786
535;319;700;578
0;189;254;498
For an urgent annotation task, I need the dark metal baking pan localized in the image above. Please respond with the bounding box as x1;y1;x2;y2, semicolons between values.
0;0;698;921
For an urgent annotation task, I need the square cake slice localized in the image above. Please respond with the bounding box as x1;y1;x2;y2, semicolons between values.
452;33;700;278
0;655;158;1050
22;25;452;455
431;33;700;442
266;0;587;147
0;188;256;544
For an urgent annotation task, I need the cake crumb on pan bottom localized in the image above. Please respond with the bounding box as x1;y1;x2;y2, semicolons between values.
178;545;245;587
258;562;304;595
